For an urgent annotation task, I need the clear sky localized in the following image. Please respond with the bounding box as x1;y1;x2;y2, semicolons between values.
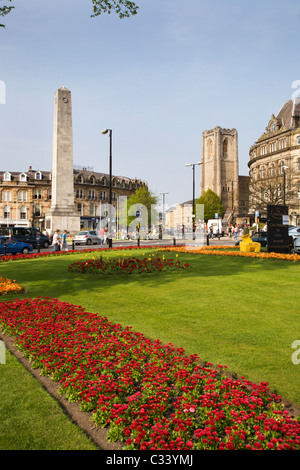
1;0;300;210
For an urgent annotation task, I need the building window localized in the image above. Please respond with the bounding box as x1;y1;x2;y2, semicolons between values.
34;204;41;217
76;189;84;199
88;190;95;200
18;191;27;202
90;176;95;185
3;172;11;181
20;172;27;182
100;191;106;201
223;138;229;157
4;205;10;219
260;166;265;179
207;139;213;159
102;177;107;186
297;136;300;146
35;171;42;180
3;191;11;202
270;164;275;177
34;189;42;199
90;203;95;216
48;189;52;200
271;123;276;132
78;175;83;184
77;203;82;214
280;161;286;175
20;206;27;220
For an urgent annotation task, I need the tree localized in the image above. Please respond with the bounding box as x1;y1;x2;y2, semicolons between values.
0;0;14;27
196;189;225;222
119;186;158;237
0;0;139;28
249;167;300;213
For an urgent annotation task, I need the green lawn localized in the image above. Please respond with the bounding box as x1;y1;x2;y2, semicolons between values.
0;348;97;450
1;248;300;449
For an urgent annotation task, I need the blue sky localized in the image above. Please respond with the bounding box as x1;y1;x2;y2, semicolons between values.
1;0;300;209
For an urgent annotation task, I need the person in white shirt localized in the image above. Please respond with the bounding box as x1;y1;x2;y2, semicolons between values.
52;229;61;252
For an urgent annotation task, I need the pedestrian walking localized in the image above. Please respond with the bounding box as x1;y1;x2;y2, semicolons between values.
234;225;239;242
99;227;104;245
53;229;61;252
61;230;68;251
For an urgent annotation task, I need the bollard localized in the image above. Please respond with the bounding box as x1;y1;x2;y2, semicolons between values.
137;237;140;247
72;240;75;251
3;241;6;256
37;242;40;253
173;237;176;246
206;234;209;246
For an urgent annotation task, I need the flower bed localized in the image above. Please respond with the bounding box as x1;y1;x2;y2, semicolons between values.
0;245;176;264
0;297;299;450
160;246;300;262
0;276;23;296
68;254;190;275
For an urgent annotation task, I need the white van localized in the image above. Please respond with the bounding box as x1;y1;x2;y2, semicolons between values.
207;219;227;238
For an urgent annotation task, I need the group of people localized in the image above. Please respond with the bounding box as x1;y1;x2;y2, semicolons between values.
228;224;243;241
52;229;68;252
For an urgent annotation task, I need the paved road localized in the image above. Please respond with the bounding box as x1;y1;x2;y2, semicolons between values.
32;235;237;254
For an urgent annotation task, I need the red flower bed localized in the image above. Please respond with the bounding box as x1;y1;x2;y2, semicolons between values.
0;245;176;264
0;297;299;450
68;255;190;275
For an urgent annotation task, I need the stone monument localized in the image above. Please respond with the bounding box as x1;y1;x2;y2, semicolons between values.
45;86;80;235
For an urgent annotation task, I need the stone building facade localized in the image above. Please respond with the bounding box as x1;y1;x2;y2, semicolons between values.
0;166;147;231
248;98;300;225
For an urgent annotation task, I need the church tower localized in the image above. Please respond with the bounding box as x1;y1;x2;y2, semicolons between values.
200;127;239;217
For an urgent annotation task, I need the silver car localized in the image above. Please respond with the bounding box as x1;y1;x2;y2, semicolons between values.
289;226;300;240
294;236;300;254
74;230;101;245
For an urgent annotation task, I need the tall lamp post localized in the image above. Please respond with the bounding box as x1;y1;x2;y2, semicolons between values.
102;128;112;249
160;192;168;237
185;162;202;239
282;165;288;206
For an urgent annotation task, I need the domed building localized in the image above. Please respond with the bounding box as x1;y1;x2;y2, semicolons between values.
248;98;300;225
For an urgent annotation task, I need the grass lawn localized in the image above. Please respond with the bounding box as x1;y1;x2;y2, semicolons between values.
0;247;300;449
0;348;97;450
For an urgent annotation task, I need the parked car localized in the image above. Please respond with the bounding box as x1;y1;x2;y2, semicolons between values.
288;226;300;240
251;232;268;247
73;230;102;245
293;236;300;254
0;227;51;248
0;236;33;255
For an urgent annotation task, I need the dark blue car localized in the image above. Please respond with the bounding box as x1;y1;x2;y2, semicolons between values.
0;236;33;255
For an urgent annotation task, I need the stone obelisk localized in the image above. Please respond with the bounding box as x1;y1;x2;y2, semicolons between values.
45;86;80;235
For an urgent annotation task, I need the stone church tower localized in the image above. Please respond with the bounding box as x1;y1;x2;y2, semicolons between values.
200;126;239;218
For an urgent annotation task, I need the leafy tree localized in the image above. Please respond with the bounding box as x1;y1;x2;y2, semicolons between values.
91;0;139;19
196;189;225;222
119;186;158;234
0;0;139;28
0;0;14;27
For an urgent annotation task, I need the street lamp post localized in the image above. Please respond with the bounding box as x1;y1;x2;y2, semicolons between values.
160;192;168;237
102;128;112;249
282;166;288;206
185;162;202;239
